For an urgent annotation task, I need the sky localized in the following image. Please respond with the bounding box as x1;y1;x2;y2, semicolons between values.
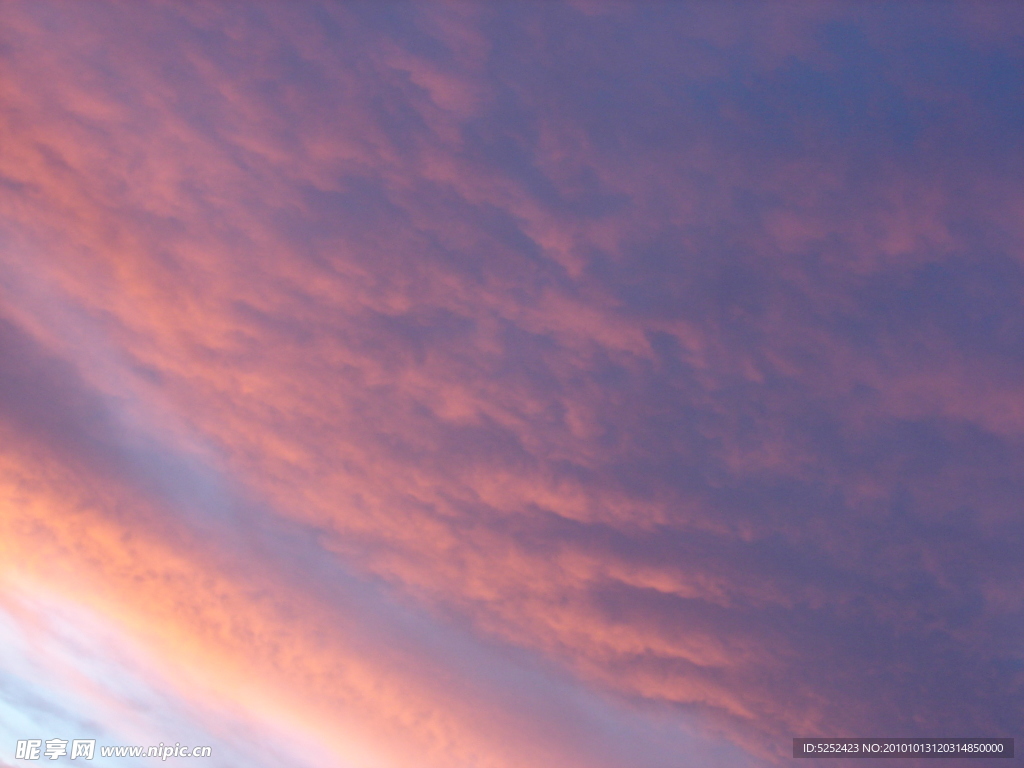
0;2;1022;767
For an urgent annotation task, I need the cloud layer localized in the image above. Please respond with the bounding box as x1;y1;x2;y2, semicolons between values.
1;2;1022;766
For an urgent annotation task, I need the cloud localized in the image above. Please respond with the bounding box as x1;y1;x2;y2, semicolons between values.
0;292;751;767
1;1;1022;766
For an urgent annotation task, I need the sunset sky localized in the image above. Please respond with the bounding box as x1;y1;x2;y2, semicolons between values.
1;2;1022;767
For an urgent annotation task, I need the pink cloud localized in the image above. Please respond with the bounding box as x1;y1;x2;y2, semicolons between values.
1;2;1021;766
